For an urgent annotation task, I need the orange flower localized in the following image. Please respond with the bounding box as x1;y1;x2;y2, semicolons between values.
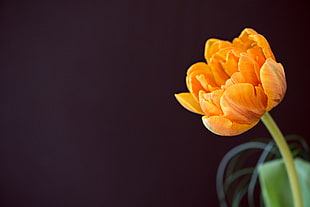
175;28;286;136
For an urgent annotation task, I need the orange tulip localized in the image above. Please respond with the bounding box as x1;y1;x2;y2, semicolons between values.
175;28;286;136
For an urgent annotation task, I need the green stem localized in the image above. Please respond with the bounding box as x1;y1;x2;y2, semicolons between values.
261;112;303;207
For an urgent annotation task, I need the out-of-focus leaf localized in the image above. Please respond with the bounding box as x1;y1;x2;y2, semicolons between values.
224;167;254;192
232;177;250;207
217;135;309;207
295;159;310;206
258;158;310;207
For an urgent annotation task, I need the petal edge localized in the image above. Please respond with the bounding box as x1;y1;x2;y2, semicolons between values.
175;93;204;115
202;115;258;136
260;58;286;111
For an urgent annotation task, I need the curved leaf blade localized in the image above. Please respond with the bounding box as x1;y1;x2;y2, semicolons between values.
258;158;310;207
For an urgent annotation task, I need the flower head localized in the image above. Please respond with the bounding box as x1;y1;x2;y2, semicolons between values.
175;28;286;136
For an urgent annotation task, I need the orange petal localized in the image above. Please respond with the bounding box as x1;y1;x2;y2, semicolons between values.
250;34;275;60
260;58;286;111
175;93;204;115
233;28;275;60
224;72;246;88
199;90;223;116
209;63;230;86
238;53;260;85
232;28;258;51
186;62;218;100
247;46;266;67
208;48;234;86
222;49;241;76
205;39;232;63
202;115;258;136
238;28;258;38
220;83;267;124
210;47;241;77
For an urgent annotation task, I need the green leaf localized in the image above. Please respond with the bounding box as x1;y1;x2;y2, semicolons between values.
258;158;310;207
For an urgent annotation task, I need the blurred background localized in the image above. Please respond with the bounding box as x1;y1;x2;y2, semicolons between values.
0;0;309;206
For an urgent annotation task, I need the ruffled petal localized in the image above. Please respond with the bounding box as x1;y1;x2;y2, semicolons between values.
210;47;241;78
186;62;219;100
209;63;230;86
202;115;258;136
233;28;275;60
232;28;258;51
222;49;241;76
199;90;223;116
224;72;246;88
238;53;260;85
260;58;287;111
250;34;275;60
220;83;267;124
247;46;266;67
175;93;204;115
205;39;232;63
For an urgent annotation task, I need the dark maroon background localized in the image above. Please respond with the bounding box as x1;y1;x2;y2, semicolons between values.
0;0;309;206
